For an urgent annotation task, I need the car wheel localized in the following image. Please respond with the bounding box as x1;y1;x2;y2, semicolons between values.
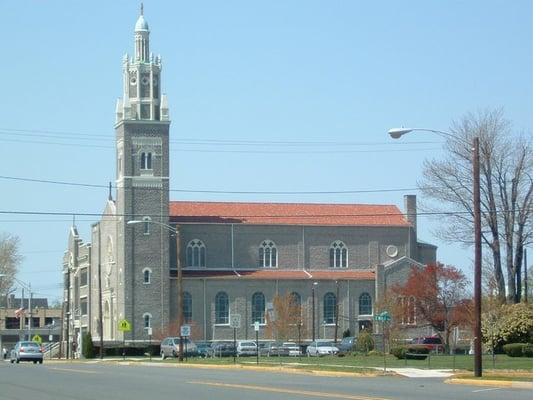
33;361;37;364
16;359;20;364
160;351;166;360
172;350;177;358
39;359;43;364
10;359;14;364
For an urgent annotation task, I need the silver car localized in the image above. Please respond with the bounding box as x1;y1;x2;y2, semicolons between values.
306;341;339;357
160;337;197;359
10;341;44;364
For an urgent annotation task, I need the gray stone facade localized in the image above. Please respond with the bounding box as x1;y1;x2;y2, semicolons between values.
62;11;437;349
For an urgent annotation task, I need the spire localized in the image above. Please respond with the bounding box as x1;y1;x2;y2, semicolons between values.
108;182;113;201
134;5;149;61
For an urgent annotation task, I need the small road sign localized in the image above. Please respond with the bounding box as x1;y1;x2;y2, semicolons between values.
118;319;131;332
254;321;260;332
230;314;241;329
180;325;191;337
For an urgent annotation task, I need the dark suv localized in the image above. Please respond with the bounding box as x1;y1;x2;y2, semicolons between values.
411;336;445;353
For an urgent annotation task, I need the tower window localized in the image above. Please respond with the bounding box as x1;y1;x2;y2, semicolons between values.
140;152;152;170
143;313;152;329
142;268;152;284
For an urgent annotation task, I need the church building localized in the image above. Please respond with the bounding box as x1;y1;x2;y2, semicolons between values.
63;10;436;351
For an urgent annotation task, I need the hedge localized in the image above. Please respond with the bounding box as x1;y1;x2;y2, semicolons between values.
503;343;533;357
391;345;429;360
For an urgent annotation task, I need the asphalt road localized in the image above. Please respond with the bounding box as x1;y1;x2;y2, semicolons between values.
0;360;530;400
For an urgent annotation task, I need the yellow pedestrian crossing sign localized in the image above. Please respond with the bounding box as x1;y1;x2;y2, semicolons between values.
118;319;131;332
32;334;42;344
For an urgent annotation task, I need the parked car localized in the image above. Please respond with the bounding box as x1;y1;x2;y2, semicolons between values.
160;337;198;359
10;341;43;364
306;341;339;357
337;336;357;355
262;342;290;357
211;342;236;357
195;341;214;358
282;342;301;356
236;340;257;356
410;336;445;353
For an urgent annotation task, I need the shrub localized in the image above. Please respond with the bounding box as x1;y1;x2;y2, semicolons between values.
391;347;407;359
391;345;429;360
342;329;351;338
367;350;383;356
82;332;95;359
356;330;375;354
503;343;533;357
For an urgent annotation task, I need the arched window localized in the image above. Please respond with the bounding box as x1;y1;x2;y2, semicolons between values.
289;292;302;320
215;292;229;324
251;292;265;324
359;293;372;315
140;152;152;170
258;240;277;268
329;241;348;268
142;268;151;284
183;292;192;323
323;292;337;324
186;239;206;267
142;216;151;235
289;292;301;307
143;313;152;329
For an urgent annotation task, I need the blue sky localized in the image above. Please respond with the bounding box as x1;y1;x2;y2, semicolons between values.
0;1;531;303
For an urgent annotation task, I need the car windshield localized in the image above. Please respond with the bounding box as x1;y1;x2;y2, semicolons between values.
20;342;39;348
240;342;255;346
317;342;332;347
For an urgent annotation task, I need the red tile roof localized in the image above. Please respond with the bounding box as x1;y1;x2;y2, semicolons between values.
169;201;409;226
182;269;375;281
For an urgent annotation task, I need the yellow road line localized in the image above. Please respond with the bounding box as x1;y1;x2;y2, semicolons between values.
49;367;101;374
188;380;390;400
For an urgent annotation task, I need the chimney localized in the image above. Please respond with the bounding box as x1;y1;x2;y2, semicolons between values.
404;194;417;234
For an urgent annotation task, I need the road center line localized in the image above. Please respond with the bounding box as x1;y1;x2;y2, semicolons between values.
472;388;502;393
188;380;390;400
48;367;101;374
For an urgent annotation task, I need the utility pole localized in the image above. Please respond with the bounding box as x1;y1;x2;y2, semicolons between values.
334;281;339;344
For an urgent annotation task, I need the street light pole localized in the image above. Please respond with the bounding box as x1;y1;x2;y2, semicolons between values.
388;127;483;377
311;282;318;342
127;219;183;361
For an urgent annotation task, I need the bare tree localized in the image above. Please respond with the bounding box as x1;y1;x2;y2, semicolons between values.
0;233;23;301
419;109;532;303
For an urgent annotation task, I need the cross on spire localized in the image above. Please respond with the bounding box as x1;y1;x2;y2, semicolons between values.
140;2;144;16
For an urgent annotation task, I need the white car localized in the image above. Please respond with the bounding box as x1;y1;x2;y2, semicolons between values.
236;340;257;356
306;341;339;356
283;342;301;356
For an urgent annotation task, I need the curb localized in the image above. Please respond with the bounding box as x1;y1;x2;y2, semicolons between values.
40;359;385;378
446;378;533;390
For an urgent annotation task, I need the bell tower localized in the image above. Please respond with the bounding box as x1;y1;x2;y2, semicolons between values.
114;6;170;341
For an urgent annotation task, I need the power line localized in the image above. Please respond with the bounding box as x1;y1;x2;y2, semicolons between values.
0;209;505;219
0;174;422;194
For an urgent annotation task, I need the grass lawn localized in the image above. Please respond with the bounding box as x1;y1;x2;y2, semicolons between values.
154;353;533;372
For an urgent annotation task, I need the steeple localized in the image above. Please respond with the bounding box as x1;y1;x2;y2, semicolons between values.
116;6;169;123
134;3;150;62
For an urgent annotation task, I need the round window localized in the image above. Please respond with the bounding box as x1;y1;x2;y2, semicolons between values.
386;245;398;258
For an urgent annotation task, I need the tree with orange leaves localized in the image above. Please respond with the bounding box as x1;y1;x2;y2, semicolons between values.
393;263;472;352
